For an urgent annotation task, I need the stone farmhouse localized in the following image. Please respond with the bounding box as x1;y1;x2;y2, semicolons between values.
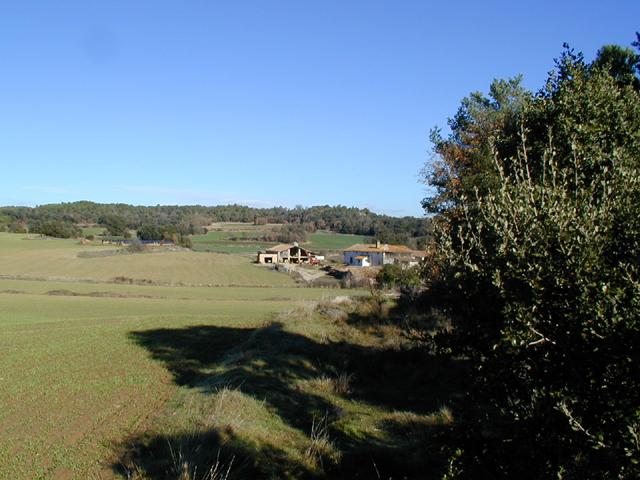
343;241;426;267
257;242;316;264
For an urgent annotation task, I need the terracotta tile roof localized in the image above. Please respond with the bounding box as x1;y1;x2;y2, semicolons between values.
386;245;416;254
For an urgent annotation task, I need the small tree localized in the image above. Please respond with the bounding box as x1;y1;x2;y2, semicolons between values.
101;214;130;237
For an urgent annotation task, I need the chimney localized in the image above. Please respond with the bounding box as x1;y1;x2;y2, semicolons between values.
293;241;299;247
375;240;381;249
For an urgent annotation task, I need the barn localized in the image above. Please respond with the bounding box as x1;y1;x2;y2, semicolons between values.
257;242;315;264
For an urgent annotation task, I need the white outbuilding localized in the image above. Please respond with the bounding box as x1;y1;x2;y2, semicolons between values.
343;241;426;267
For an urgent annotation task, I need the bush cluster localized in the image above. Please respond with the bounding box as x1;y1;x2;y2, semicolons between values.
30;220;81;238
423;43;640;478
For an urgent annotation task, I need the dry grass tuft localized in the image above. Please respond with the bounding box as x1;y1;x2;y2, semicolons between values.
381;406;454;442
204;386;248;432
316;299;350;322
307;371;354;396
169;445;234;480
304;414;341;469
278;301;316;319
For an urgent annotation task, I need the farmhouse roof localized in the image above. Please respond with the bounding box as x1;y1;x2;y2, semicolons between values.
266;243;294;253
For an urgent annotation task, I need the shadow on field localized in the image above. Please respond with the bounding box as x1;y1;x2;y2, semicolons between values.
115;426;316;480
114;320;469;479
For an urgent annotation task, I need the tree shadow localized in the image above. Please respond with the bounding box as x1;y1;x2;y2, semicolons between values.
114;426;318;480
114;320;469;478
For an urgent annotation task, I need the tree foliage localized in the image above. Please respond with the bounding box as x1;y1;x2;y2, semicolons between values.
423;40;640;478
376;263;421;290
423;76;529;217
592;43;640;89
100;214;130;238
30;220;81;239
0;202;431;246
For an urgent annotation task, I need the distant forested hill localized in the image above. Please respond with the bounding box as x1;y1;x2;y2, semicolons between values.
0;201;431;245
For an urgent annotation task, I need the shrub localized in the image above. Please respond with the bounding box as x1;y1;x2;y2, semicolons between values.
31;220;81;238
137;224;163;241
437;140;640;477
426;49;640;478
179;235;192;249
8;221;27;234
376;264;421;289
127;240;145;253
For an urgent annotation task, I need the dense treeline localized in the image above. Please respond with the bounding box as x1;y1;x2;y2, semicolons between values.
418;38;640;478
29;220;82;239
0;201;430;244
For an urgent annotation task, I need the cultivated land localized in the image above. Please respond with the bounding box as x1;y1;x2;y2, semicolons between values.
0;233;293;286
191;223;278;254
305;232;369;251
0;232;458;479
190;224;371;255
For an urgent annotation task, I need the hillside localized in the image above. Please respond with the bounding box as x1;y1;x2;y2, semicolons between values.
0;201;431;246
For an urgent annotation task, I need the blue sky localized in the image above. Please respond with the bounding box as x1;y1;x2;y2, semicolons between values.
1;1;638;216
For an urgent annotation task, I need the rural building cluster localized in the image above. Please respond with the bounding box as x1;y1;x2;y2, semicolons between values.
257;240;425;267
342;240;426;267
257;242;319;264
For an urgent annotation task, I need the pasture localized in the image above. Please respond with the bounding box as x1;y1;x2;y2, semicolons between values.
191;224;372;255
0;233;293;286
0;233;455;479
0;290;327;479
305;232;369;251
81;226;107;237
191;227;276;254
0;233;355;479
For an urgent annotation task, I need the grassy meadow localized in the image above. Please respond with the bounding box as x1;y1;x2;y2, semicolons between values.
0;232;460;479
191;224;371;255
304;232;369;251
0;233;293;286
191;223;277;254
81;226;107;237
0;293;307;479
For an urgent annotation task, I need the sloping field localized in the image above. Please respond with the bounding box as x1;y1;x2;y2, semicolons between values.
0;233;364;478
305;232;370;251
0;233;292;286
0;285;345;479
191;227;276;254
191;226;371;254
0;233;451;479
0;278;341;302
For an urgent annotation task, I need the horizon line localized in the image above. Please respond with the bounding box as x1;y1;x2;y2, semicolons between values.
0;199;428;219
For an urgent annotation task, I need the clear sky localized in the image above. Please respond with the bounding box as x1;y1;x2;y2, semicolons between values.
1;1;638;216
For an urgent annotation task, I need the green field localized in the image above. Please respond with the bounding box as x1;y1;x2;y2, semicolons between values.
191;227;276;254
192;225;371;254
0;232;455;479
305;232;370;251
0;233;292;286
81;226;107;237
0;233;351;478
0;290;333;478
